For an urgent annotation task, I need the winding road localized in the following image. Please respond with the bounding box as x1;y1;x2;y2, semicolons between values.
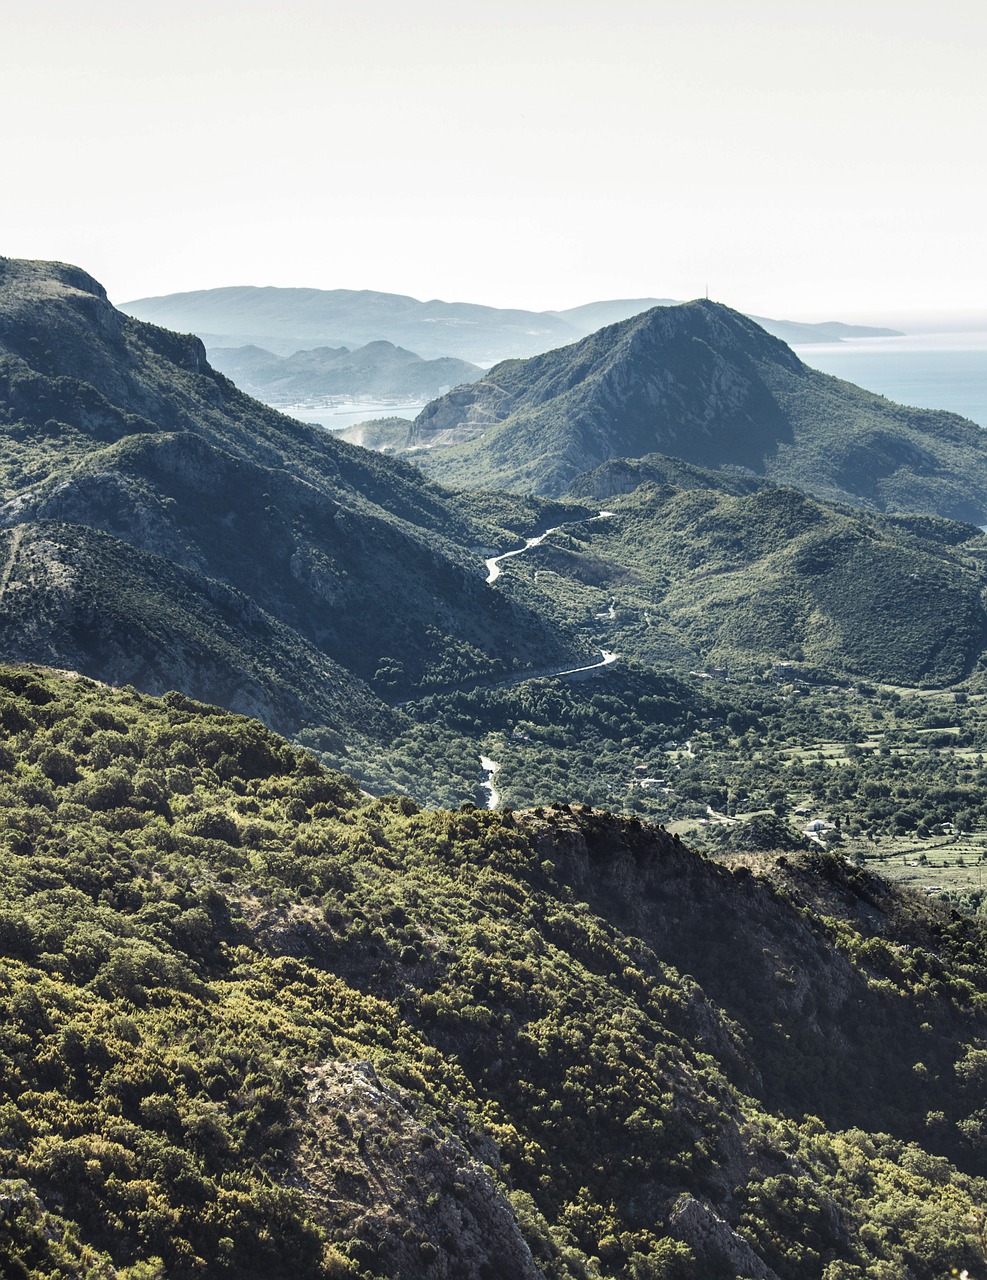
551;649;620;678
397;512;623;713
477;511;623;689
472;515;622;807
484;510;614;584
470;510;623;690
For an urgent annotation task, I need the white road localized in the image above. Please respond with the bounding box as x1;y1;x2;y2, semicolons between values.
479;754;501;809
552;649;620;678
485;509;615;584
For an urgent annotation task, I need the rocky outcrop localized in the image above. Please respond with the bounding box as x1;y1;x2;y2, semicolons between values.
296;1062;544;1279
525;807;980;1149
669;1195;781;1280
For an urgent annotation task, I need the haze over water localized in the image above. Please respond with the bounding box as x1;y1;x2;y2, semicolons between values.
796;332;987;429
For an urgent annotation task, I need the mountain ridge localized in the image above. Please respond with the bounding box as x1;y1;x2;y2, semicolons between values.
208;339;481;404
516;477;987;687
120;284;902;367
0;257;590;730
121;284;584;364
404;299;987;520
550;297;903;346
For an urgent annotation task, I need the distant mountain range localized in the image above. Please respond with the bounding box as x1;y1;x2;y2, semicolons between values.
400;300;987;521
120;285;902;367
552;298;903;348
208;340;481;405
121;286;579;364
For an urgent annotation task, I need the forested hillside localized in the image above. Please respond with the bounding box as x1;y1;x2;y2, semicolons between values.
3;666;987;1280
509;480;987;686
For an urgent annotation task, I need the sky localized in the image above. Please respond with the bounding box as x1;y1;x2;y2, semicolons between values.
3;0;985;323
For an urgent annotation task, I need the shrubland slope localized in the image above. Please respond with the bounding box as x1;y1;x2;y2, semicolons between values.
498;473;987;686
2;665;987;1280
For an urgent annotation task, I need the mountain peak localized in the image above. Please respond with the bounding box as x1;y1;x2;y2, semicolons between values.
625;297;803;368
0;255;109;302
407;301;987;518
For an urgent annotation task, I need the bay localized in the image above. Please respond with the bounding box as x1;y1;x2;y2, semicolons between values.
795;333;987;429
277;339;987;436
280;401;425;431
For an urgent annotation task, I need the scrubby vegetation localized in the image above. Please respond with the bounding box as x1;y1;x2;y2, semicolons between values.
8;261;987;1277
516;483;987;687
2;666;987;1278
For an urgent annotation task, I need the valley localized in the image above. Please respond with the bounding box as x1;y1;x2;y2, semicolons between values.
6;256;987;911
4;256;987;1279
4;664;987;1280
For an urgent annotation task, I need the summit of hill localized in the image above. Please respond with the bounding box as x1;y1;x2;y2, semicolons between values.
407;299;987;520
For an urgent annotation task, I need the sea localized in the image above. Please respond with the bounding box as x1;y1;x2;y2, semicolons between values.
793;331;987;429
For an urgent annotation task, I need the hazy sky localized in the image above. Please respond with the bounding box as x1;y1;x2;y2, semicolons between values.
3;0;984;321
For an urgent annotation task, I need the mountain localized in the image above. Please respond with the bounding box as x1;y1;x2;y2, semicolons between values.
552;298;902;346
121;286;902;370
406;300;987;519
0;257;589;731
3;663;987;1280
207;340;481;404
120;285;585;364
749;315;904;345
4;259;987;764
550;297;681;329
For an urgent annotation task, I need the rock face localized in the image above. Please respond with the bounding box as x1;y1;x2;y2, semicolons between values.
407;301;987;519
297;1062;543;1279
669;1195;781;1280
531;807;978;1143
